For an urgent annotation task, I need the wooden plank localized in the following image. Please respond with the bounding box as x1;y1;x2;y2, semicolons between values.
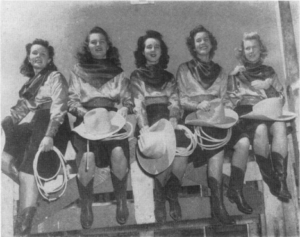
1;174;14;237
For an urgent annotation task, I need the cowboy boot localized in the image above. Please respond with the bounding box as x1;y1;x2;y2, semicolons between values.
153;177;167;223
2;152;19;184
208;177;235;225
227;166;253;214
111;172;129;225
271;152;292;200
165;173;182;221
255;155;279;197
77;178;94;229
14;206;37;236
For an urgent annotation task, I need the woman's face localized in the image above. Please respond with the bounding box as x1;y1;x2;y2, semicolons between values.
194;32;212;58
243;39;261;62
143;38;161;65
29;44;51;71
88;33;109;59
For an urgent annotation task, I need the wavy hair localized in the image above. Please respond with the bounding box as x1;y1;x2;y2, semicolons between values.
186;25;218;59
20;39;57;78
134;30;169;69
76;26;121;67
235;32;268;63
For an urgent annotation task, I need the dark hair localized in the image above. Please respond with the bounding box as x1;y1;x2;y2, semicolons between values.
186;25;218;59
20;39;57;78
76;26;121;67
235;32;268;63
134;30;169;69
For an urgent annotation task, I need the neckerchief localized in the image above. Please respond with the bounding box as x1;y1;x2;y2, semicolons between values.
241;59;275;82
19;66;55;100
133;65;173;89
74;59;123;89
187;58;221;89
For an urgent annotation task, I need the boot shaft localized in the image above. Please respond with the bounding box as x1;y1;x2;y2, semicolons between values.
111;172;128;199
229;166;245;191
165;173;181;200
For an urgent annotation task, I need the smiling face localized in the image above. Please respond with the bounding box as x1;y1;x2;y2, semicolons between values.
194;32;212;59
143;38;161;65
88;33;109;59
29;44;51;71
243;39;261;62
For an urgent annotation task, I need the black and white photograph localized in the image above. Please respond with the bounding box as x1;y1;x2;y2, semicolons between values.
1;1;299;236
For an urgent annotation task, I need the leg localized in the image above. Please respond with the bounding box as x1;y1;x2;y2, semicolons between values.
253;123;280;197
228;137;253;214
14;172;39;235
110;146;129;225
1;151;19;184
269;122;291;200
165;156;188;221
208;150;235;225
153;166;172;223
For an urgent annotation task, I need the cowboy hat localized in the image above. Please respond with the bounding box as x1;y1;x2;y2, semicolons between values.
185;99;238;129
72;108;126;140
241;97;297;121
136;119;176;175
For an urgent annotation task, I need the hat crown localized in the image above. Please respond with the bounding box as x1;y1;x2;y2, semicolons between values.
139;131;167;159
83;108;111;135
253;98;283;117
196;99;226;123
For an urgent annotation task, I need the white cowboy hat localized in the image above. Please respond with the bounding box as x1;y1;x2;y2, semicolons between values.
241;97;297;121
185;99;238;129
136;119;176;175
72;108;126;140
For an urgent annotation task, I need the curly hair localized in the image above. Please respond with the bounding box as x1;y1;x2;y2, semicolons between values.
186;25;218;59
20;39;57;78
134;30;169;69
235;32;268;63
76;26;121;67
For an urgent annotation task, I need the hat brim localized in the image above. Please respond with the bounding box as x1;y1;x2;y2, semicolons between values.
185;109;238;129
72;111;126;140
241;110;297;121
136;120;176;175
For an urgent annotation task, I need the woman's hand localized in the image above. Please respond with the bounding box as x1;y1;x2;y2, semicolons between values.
39;136;54;152
117;107;128;118
169;117;178;129
140;125;149;135
77;107;88;118
229;65;246;76
251;80;270;90
197;100;211;112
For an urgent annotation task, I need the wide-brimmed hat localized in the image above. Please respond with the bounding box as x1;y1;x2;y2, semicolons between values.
73;108;126;140
185;99;238;129
241;97;297;121
136;119;176;175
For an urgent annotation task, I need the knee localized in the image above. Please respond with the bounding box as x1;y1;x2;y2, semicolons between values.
255;124;268;141
234;137;250;151
271;122;287;137
111;147;126;163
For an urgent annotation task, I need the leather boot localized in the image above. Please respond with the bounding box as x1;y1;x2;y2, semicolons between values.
271;152;292;200
14;206;37;236
77;178;94;229
111;172;129;225
255;155;280;197
227;166;253;214
165;173;182;221
153;177;167;223
208;177;235;225
2;152;19;184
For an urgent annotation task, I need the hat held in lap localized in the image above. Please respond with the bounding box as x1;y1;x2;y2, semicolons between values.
137;119;176;175
72;108;126;140
241;97;296;121
185;98;238;129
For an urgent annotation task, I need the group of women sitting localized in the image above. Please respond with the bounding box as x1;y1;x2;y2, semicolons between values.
1;24;295;236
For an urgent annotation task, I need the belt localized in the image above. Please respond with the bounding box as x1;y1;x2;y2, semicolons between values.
82;97;114;108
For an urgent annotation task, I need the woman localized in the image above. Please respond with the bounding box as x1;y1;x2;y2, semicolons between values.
176;25;252;224
227;32;292;201
130;30;190;223
1;39;70;235
68;26;133;228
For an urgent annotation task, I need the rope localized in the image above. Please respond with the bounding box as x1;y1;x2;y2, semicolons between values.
175;125;197;157
194;126;232;150
33;147;68;202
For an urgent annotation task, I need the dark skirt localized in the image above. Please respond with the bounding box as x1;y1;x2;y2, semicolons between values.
2;109;71;175
71;107;130;168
